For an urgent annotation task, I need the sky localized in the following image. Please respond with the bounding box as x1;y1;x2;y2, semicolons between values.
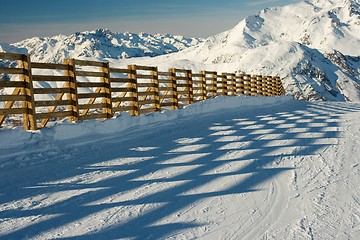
0;0;300;43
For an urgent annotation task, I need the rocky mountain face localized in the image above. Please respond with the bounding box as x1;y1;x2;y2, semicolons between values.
0;29;203;63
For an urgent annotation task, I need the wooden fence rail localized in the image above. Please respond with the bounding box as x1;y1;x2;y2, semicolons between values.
0;52;285;130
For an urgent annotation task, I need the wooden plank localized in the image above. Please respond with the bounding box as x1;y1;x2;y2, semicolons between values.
158;72;171;76
78;113;108;120
177;91;190;95
112;96;137;102
137;83;156;88
77;92;107;99
0;68;24;74
160;102;174;107
77;82;106;88
0;95;28;101
139;99;157;105
174;76;188;81
137;91;154;96
109;67;131;74
135;65;157;71
137;74;154;79
174;69;189;73
35;111;73;120
110;77;135;83
112;105;133;112
31;62;68;70
35;100;74;107
111;87;136;93
0;52;25;60
33;88;70;94
158;79;172;83
78;103;110;110
0;108;27;115
75;71;106;77
192;87;203;90
31;75;71;82
177;83;190;88
159;87;173;91
74;59;107;67
0;81;26;88
139;108;157;114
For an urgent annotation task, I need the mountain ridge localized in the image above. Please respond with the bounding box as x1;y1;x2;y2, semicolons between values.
0;28;203;63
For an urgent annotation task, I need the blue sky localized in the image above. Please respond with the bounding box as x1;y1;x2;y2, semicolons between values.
0;0;300;43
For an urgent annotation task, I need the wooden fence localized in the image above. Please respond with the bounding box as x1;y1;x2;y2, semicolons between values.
0;52;285;130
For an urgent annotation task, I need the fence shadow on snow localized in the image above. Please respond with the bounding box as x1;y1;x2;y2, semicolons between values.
1;100;360;239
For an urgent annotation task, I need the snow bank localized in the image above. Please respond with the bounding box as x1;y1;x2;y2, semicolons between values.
0;96;291;148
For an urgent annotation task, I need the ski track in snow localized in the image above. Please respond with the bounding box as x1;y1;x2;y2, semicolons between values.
0;97;360;239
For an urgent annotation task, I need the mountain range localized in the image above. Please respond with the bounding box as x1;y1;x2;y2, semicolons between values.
0;29;203;63
1;0;360;102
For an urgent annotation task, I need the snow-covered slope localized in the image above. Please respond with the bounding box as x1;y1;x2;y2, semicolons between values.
0;29;203;63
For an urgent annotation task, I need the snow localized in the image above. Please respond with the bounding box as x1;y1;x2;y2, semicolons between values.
1;95;360;239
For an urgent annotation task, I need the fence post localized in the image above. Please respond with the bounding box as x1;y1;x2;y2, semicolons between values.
236;73;245;96
200;71;207;100
230;73;236;96
128;65;139;116
276;77;283;95
169;68;179;110
19;54;37;130
221;73;228;96
257;75;262;96
250;75;257;96
100;62;113;118
186;70;194;104
152;67;161;112
212;72;217;97
64;59;79;122
261;76;266;96
243;74;250;95
272;76;277;96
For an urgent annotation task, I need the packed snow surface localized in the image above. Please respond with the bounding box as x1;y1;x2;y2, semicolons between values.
1;96;360;239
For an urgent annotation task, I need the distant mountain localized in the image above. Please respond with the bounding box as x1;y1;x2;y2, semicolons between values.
152;0;360;101
0;29;203;63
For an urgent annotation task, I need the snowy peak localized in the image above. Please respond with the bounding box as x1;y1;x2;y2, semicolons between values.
166;0;360;101
1;29;203;63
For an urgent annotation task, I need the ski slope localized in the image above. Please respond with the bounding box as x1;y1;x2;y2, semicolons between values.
1;96;360;239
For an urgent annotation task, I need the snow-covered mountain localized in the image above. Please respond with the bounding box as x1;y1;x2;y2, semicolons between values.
0;29;203;63
146;0;358;102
